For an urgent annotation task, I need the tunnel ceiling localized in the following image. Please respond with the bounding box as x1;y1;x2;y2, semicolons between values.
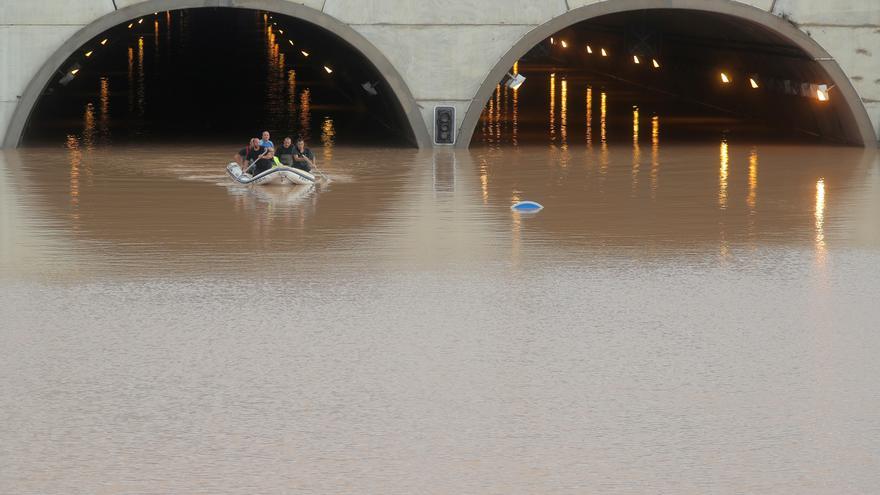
590;10;797;48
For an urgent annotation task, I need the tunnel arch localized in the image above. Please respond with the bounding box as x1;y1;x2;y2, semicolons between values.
457;0;876;148
3;0;431;148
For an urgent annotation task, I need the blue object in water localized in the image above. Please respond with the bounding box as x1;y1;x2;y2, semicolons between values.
511;200;544;212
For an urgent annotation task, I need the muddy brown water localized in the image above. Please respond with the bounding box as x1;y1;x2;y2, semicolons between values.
1;142;879;493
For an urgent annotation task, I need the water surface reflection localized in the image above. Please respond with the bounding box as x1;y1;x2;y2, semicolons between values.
1;144;880;494
0;143;876;277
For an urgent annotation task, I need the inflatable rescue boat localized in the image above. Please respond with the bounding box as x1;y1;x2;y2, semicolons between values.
226;162;316;186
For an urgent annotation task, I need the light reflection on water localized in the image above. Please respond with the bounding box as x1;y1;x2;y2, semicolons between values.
98;77;110;142
299;88;311;141
719;137;729;209
631;105;640;193
479;157;489;204
127;46;134;113
600;90;607;144
549;72;556;148
560;78;568;152
497;83;504;143
599;92;609;178
748;147;758;211
747;147;759;241
287;69;297;125
136;36;145;117
320;116;335;161
1;144;879;494
65;135;80;213
512;61;519;147
816;177;827;264
585;86;592;147
82;103;95;150
1;143;876;276
650;115;659;197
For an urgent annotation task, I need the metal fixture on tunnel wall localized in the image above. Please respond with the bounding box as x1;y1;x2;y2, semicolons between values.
505;73;526;90
434;106;455;145
361;81;379;96
58;63;81;85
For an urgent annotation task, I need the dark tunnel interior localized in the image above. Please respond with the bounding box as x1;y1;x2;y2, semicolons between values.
474;9;856;148
23;8;416;148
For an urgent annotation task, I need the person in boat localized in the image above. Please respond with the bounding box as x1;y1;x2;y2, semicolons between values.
276;136;296;166
235;138;267;173
251;146;277;175
259;130;274;149
291;136;315;172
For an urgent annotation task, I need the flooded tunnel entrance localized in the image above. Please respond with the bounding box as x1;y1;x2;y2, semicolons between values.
460;5;876;253
470;7;872;148
19;8;420;148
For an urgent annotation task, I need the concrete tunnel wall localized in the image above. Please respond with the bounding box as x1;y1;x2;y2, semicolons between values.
1;0;879;148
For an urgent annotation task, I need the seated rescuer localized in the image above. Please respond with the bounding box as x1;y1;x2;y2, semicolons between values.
235;138;266;172
259;130;274;149
276;137;295;166
251;147;276;175
291;136;315;172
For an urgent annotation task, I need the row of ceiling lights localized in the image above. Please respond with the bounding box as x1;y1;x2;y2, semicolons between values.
547;36;832;101
62;12;338;84
61;12;161;84
267;14;333;74
61;19;833;103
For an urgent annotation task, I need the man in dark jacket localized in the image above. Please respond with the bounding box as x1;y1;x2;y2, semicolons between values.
291;136;315;172
276;136;296;166
236;138;279;176
235;138;266;173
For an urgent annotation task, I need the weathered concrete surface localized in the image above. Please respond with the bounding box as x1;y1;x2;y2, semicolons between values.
773;0;880;25
802;26;880;138
1;0;879;147
0;1;113;25
325;0;568;25
0;24;83;141
351;23;532;139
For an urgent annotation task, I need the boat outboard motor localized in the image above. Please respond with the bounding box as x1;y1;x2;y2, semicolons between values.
228;163;244;178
